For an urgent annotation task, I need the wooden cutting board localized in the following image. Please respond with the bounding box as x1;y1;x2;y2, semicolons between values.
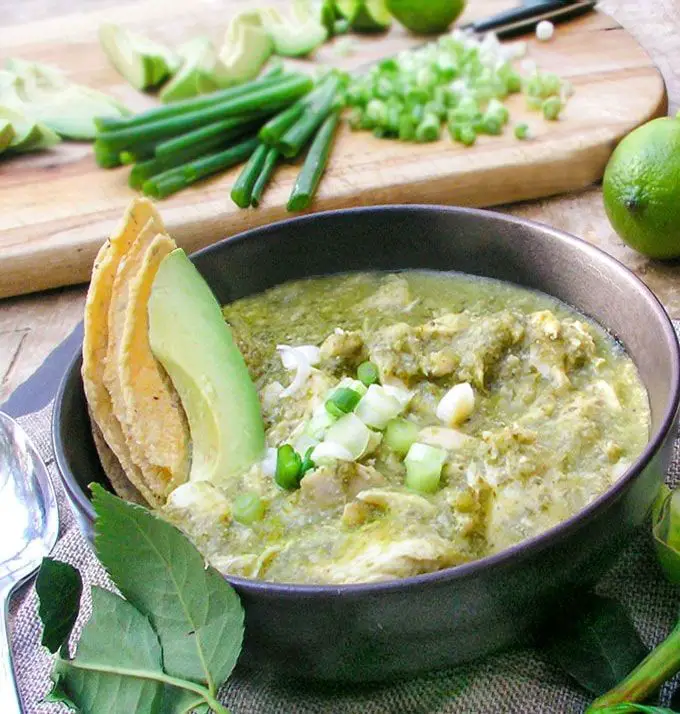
0;0;666;299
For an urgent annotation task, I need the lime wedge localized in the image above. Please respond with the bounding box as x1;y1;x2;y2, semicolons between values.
336;0;391;32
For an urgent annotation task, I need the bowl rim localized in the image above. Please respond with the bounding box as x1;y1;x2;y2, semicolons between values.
53;203;680;598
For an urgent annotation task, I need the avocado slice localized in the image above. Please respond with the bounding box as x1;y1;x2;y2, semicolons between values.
160;37;216;103
259;6;328;57
213;12;273;88
28;85;128;140
99;23;180;90
2;59;128;140
0;105;60;153
0;120;15;154
148;248;265;485
5;58;68;93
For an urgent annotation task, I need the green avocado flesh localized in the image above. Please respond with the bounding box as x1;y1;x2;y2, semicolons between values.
161;271;651;585
148;248;265;486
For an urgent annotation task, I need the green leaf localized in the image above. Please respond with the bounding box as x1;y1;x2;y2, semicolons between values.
48;587;164;714
36;557;83;654
653;488;680;584
91;484;244;694
545;595;647;696
589;704;678;713
159;686;208;714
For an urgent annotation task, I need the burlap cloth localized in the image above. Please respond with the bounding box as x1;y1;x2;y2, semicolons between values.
8;401;680;714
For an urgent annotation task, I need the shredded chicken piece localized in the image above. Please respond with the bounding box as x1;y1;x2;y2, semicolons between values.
311;536;465;584
300;463;387;509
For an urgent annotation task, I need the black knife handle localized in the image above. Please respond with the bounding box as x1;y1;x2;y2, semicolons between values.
463;1;597;39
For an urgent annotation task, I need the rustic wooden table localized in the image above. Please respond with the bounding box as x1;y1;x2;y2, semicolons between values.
1;0;679;404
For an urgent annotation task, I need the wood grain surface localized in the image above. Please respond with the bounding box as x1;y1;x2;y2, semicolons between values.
0;1;667;299
1;0;679;404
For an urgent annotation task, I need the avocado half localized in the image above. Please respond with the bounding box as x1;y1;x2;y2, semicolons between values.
148;248;266;485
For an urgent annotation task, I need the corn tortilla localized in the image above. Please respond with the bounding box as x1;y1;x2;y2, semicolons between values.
89;415;147;506
82;198;163;506
119;233;190;497
102;215;189;501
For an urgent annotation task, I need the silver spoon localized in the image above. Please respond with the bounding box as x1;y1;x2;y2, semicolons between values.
0;412;59;713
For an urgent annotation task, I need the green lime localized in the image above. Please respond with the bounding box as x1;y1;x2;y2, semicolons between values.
386;0;465;34
603;116;680;259
336;0;392;32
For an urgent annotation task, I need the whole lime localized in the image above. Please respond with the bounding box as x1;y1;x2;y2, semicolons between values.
386;0;466;34
603;116;680;259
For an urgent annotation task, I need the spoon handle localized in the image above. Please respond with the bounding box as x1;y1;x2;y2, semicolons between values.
0;594;23;714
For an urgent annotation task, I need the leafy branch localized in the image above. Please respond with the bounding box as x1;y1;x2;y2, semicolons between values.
36;484;244;714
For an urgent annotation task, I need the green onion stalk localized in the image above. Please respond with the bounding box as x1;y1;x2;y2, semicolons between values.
587;488;680;712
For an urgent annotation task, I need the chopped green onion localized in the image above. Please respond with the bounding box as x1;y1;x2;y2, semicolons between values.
416;67;437;90
541;73;562;97
275;444;303;489
182;136;260;182
514;122;530;140
277;73;342;158
364;98;388;128
324;413;372;460
259;101;305;146
128;132;233;189
342;32;570;146
307;406;338;440
404;442;446;494
94;142;122;168
120;145;155;164
448;97;481;123
385;106;401;135
503;70;522;94
450;123;476;146
384;418;419;457
405;87;429;107
96;74;313;152
287;109;340;212
94;71;294;132
232;492;266;524
139;136;259;198
542;96;563;121
325;386;362;417
153;112;265;158
423;100;446;121
348;107;363;130
336;377;368;397
142;168;189;199
485;98;509;125
398;114;416;141
415;113;441;142
354;384;405;430
357;361;379;386
300;447;316;477
250;147;280;207
230;143;268;208
479;115;502;135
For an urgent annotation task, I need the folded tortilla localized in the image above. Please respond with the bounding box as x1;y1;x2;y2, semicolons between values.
83;198;189;506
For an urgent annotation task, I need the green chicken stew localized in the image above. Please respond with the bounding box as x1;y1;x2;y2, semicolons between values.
163;271;650;585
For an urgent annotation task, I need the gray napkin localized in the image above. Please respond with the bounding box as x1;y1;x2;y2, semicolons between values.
9;401;680;714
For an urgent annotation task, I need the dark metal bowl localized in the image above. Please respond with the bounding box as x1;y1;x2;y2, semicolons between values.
53;205;680;683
